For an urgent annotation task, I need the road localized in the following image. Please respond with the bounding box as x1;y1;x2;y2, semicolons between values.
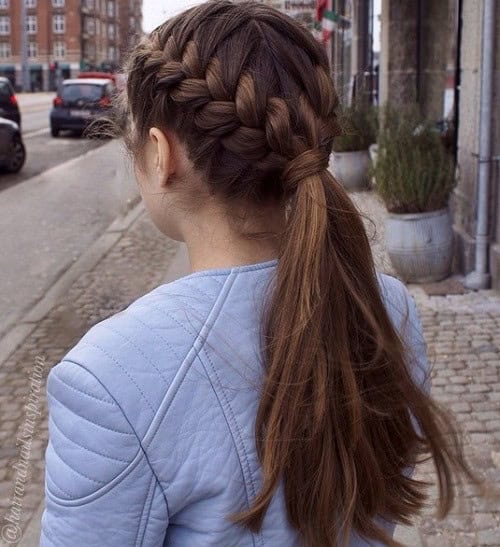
17;92;53;136
0;93;139;339
0;93;106;191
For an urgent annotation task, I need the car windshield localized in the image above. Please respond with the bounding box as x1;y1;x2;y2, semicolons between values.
61;84;103;102
0;82;12;99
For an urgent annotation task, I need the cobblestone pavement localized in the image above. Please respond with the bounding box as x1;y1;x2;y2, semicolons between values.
0;210;178;541
0;190;499;546
352;190;500;546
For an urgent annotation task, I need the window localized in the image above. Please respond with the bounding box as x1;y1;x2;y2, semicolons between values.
25;0;37;7
84;42;95;58
107;1;114;17
53;41;65;59
129;16;134;28
52;0;65;7
0;1;8;10
0;42;10;58
28;42;37;58
53;14;65;33
61;83;103;102
96;18;100;35
0;16;9;35
85;17;95;35
0;80;12;97
26;15;37;34
85;0;94;9
108;46;115;61
107;23;114;39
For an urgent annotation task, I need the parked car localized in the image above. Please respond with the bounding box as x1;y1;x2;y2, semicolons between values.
0;77;21;127
78;71;116;84
0;117;26;173
49;78;115;137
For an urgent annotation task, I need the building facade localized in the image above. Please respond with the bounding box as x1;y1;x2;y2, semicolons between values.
341;0;500;290
0;0;142;91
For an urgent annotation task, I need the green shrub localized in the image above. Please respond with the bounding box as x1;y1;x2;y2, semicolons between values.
373;106;455;214
332;103;378;152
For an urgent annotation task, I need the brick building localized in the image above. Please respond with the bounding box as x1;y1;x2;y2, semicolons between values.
0;0;142;91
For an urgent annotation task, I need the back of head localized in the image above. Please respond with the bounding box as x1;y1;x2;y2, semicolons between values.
126;0;337;203
122;2;477;545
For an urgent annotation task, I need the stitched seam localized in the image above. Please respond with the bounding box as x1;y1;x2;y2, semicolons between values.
100;324;170;385
126;312;184;361
154;307;198;338
154;262;277;283
78;341;156;414
178;280;219;303
51;371;115;406
202;345;263;547
200;273;263;546
46;466;75;499
48;437;106;486
48;386;133;436
134;473;156;547
62;360;170;516
50;413;134;464
143;275;237;450
171;272;262;545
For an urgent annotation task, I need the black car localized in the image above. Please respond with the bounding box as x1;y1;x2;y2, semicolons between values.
0;117;26;173
49;78;114;137
0;77;21;127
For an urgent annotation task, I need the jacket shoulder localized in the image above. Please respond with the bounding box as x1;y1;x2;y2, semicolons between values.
62;275;228;435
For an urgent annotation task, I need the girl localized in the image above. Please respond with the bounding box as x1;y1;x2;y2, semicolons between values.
41;2;474;545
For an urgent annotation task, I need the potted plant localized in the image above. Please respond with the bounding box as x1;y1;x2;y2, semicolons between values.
373;106;456;283
330;103;377;191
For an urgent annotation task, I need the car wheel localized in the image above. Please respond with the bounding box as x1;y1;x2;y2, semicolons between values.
6;137;26;173
51;126;59;137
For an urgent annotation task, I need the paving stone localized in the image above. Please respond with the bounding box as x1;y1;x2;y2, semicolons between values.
474;513;498;530
0;211;178;539
478;529;500;545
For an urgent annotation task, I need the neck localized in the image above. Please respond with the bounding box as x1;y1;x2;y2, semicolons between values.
180;204;284;273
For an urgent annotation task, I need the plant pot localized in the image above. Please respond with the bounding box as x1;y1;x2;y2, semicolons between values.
330;150;370;191
385;208;453;283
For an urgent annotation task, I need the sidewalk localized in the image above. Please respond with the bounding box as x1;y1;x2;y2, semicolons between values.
353;191;500;546
0;202;179;546
0;190;499;546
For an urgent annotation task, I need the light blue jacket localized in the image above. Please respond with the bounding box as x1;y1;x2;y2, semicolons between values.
41;261;428;546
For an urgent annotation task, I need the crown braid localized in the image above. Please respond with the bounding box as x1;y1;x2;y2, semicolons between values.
125;1;339;201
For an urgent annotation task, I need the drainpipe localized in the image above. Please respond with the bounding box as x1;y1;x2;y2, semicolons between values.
464;0;495;290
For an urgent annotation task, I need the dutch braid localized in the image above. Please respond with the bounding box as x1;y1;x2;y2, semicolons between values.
127;13;337;199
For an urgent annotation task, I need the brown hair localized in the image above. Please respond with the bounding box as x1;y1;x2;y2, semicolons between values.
120;1;477;545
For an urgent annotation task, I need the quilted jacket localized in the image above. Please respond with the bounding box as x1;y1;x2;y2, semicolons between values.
41;260;428;546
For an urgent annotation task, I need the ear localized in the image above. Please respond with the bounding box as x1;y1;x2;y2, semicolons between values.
148;127;176;188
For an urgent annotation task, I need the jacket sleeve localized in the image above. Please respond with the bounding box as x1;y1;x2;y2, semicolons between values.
379;274;430;395
400;286;430;395
41;360;168;547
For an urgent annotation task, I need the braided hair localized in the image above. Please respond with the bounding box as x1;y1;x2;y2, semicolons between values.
120;2;478;546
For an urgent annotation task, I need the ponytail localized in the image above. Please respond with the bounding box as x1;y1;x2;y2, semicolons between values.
234;166;478;546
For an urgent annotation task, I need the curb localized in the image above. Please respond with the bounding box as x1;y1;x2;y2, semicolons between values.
0;198;143;369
